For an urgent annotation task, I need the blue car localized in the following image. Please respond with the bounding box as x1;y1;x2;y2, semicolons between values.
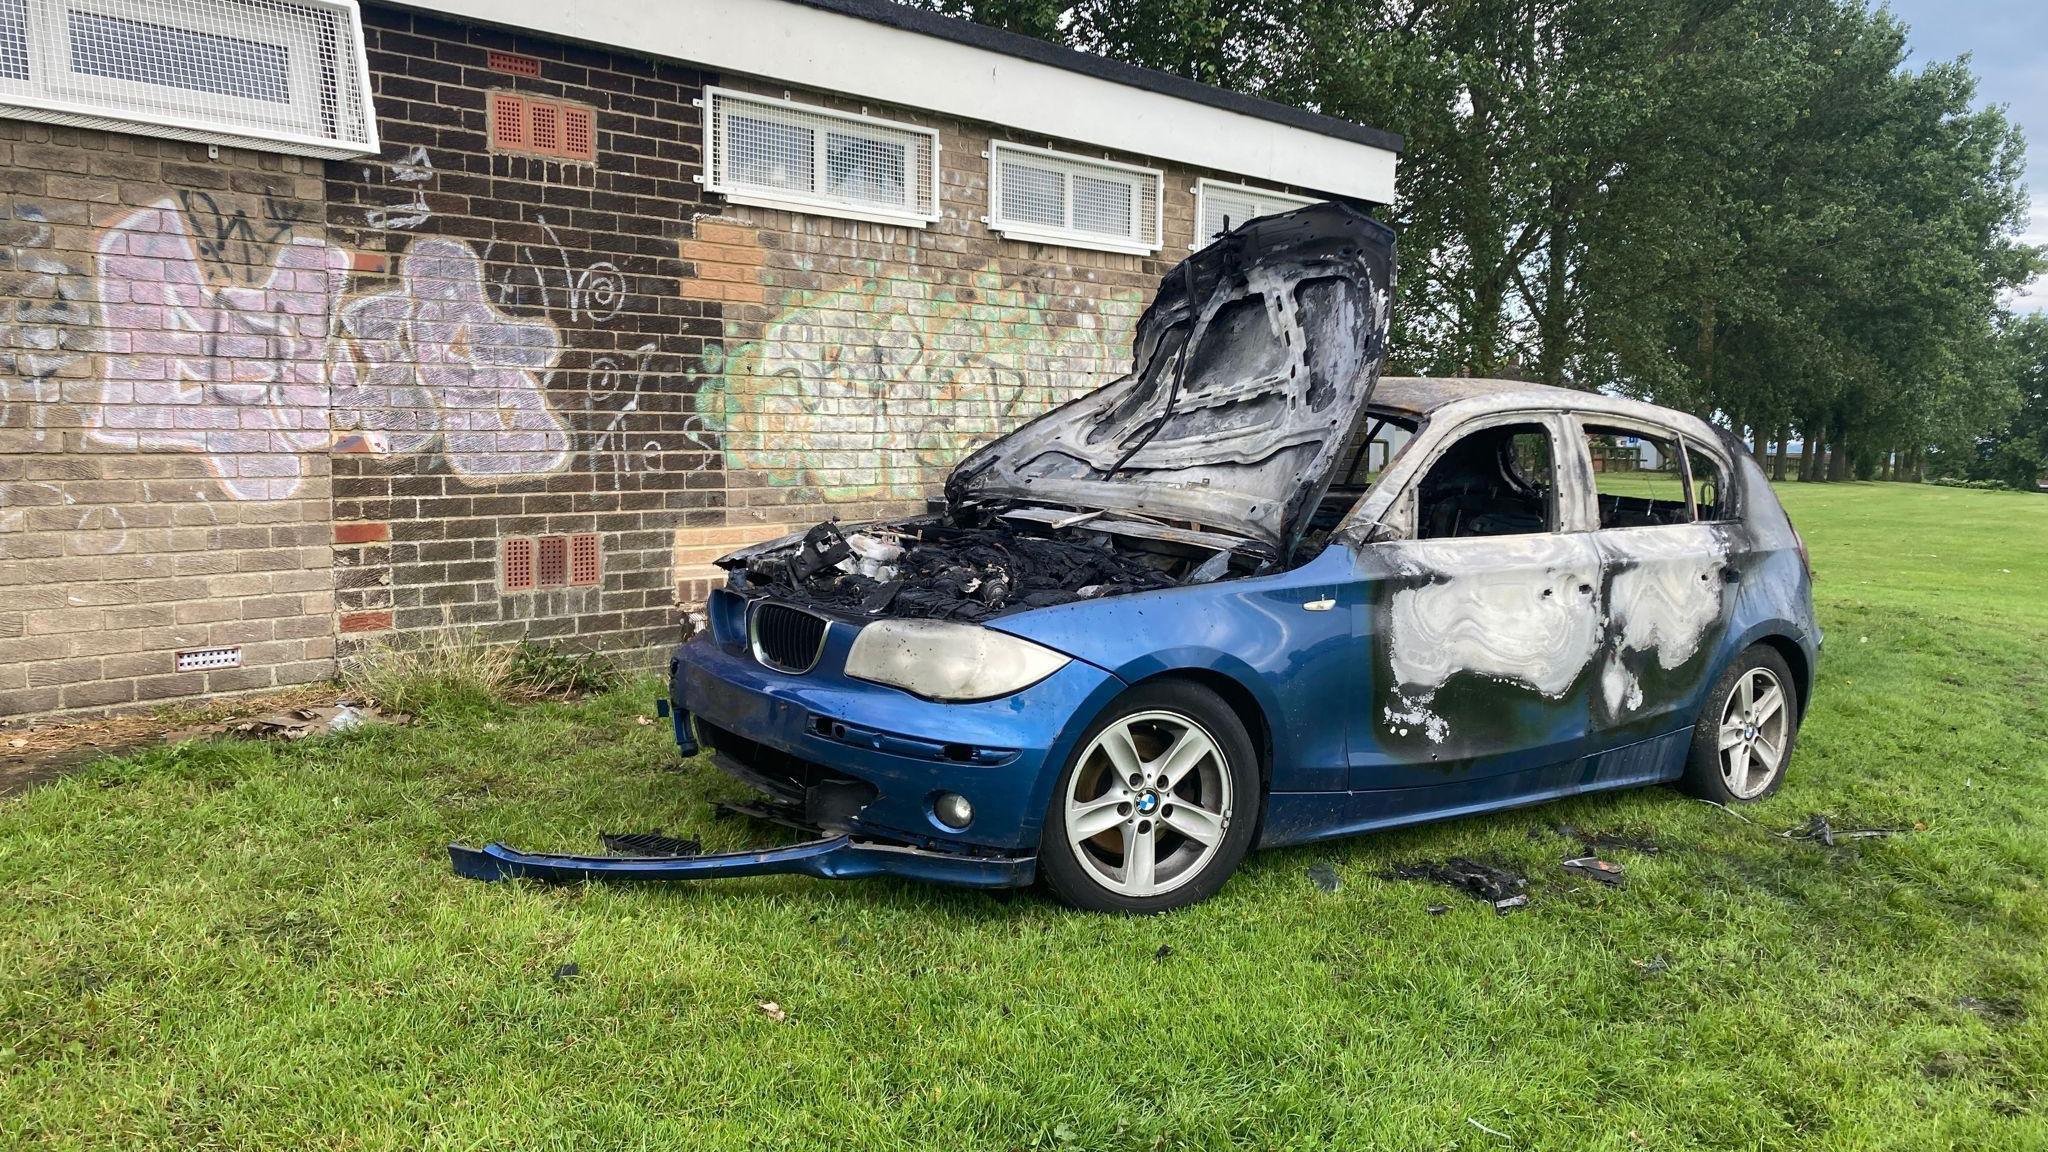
458;204;1820;911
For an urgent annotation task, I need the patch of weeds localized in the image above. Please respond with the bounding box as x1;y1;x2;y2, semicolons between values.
508;642;623;699
341;632;518;716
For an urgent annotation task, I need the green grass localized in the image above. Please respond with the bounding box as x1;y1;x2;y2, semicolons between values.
3;482;2045;1149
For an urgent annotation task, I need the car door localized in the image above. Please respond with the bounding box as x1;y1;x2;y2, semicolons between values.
1577;418;1739;751
1347;410;1603;792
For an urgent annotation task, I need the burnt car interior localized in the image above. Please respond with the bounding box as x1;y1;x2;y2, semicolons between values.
1413;423;1556;539
1587;425;1692;527
721;204;1398;622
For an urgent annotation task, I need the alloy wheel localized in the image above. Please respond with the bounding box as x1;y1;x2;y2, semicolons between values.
1718;666;1790;799
1062;710;1234;898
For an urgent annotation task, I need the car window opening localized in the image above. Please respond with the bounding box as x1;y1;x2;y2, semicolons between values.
1413;421;1556;539
1586;425;1691;527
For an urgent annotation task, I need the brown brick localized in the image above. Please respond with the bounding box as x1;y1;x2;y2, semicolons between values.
334;521;391;544
340;611;395;634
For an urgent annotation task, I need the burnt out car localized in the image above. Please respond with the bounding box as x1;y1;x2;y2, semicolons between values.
455;203;1819;912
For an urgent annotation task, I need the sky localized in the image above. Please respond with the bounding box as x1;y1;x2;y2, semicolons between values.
1882;0;2048;311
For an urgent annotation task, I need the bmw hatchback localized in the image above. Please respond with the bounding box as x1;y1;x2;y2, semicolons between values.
471;203;1820;912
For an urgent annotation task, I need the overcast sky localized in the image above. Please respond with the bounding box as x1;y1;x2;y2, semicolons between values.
1882;0;2048;310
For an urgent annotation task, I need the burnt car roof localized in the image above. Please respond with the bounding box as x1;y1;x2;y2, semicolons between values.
1373;376;1724;436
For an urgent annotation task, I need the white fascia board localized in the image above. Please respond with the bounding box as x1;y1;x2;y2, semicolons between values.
400;0;1396;203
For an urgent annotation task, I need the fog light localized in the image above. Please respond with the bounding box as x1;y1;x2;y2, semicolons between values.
934;792;974;830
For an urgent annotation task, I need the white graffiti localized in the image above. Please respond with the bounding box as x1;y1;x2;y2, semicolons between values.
90;201;349;500
715;264;1145;501
363;144;434;231
482;215;626;325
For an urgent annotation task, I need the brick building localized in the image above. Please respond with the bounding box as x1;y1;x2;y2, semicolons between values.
0;0;1400;718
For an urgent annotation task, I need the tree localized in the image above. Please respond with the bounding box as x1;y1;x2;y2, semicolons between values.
1958;314;2048;489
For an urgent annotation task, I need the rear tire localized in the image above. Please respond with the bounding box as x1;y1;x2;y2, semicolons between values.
1680;644;1800;803
1038;681;1260;913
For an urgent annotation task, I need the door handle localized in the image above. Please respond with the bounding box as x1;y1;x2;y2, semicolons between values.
1303;597;1337;612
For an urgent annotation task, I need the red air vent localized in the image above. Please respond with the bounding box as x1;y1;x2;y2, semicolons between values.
502;537;536;591
529;101;559;154
560;106;596;162
487;90;598;163
486;50;542;77
536;535;568;587
569;533;601;586
504;534;601;592
490;92;527;150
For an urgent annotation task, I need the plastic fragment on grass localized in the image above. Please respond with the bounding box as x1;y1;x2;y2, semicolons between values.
1562;856;1625;886
1307;862;1341;892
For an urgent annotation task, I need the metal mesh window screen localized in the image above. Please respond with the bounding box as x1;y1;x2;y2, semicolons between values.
1072;172;1133;236
989;143;1161;251
707;87;937;222
0;0;375;156
0;0;26;80
998;158;1063;228
1197;180;1316;246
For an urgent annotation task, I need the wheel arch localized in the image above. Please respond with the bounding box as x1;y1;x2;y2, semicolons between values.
1750;633;1810;718
1124;667;1275;792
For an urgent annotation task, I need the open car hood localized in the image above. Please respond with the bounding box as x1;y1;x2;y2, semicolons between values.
945;202;1396;555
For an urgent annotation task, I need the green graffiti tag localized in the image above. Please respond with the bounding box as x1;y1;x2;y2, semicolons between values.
704;260;1144;502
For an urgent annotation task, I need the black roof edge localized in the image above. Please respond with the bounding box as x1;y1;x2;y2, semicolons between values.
783;0;1405;157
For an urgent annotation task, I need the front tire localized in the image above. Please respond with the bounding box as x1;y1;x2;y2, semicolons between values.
1038;681;1260;913
1680;644;1800;803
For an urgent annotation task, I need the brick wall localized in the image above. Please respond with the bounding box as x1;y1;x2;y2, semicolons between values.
0;128;338;716
326;7;716;664
0;3;1303;719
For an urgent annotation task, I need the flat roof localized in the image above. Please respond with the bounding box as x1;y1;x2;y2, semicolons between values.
391;0;1401;203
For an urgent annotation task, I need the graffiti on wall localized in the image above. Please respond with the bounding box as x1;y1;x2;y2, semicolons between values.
706;261;1144;502
2;196;577;500
333;238;572;480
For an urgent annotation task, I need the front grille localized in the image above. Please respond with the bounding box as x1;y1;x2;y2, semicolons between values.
750;602;829;673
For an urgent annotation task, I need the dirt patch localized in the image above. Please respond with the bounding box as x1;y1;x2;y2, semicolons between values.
0;685;377;798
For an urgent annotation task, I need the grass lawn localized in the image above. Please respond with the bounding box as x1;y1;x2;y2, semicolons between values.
2;482;2044;1150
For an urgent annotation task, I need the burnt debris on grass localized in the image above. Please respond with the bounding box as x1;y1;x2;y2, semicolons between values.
1561;856;1626;886
1387;858;1530;914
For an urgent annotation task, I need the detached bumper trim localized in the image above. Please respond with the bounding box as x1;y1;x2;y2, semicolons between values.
449;835;1035;888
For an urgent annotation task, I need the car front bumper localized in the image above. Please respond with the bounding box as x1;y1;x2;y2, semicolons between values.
667;617;1125;862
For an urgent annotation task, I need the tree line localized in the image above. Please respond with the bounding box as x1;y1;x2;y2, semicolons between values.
913;0;2046;485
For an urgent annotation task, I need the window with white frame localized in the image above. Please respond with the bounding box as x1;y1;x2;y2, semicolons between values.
1194;179;1317;248
704;87;939;225
988;142;1162;253
0;0;376;157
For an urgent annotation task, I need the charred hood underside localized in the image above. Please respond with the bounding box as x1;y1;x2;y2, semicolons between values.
720;203;1398;621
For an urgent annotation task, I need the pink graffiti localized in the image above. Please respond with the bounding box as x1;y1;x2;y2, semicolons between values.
91;202;346;499
87;201;571;500
336;239;570;478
